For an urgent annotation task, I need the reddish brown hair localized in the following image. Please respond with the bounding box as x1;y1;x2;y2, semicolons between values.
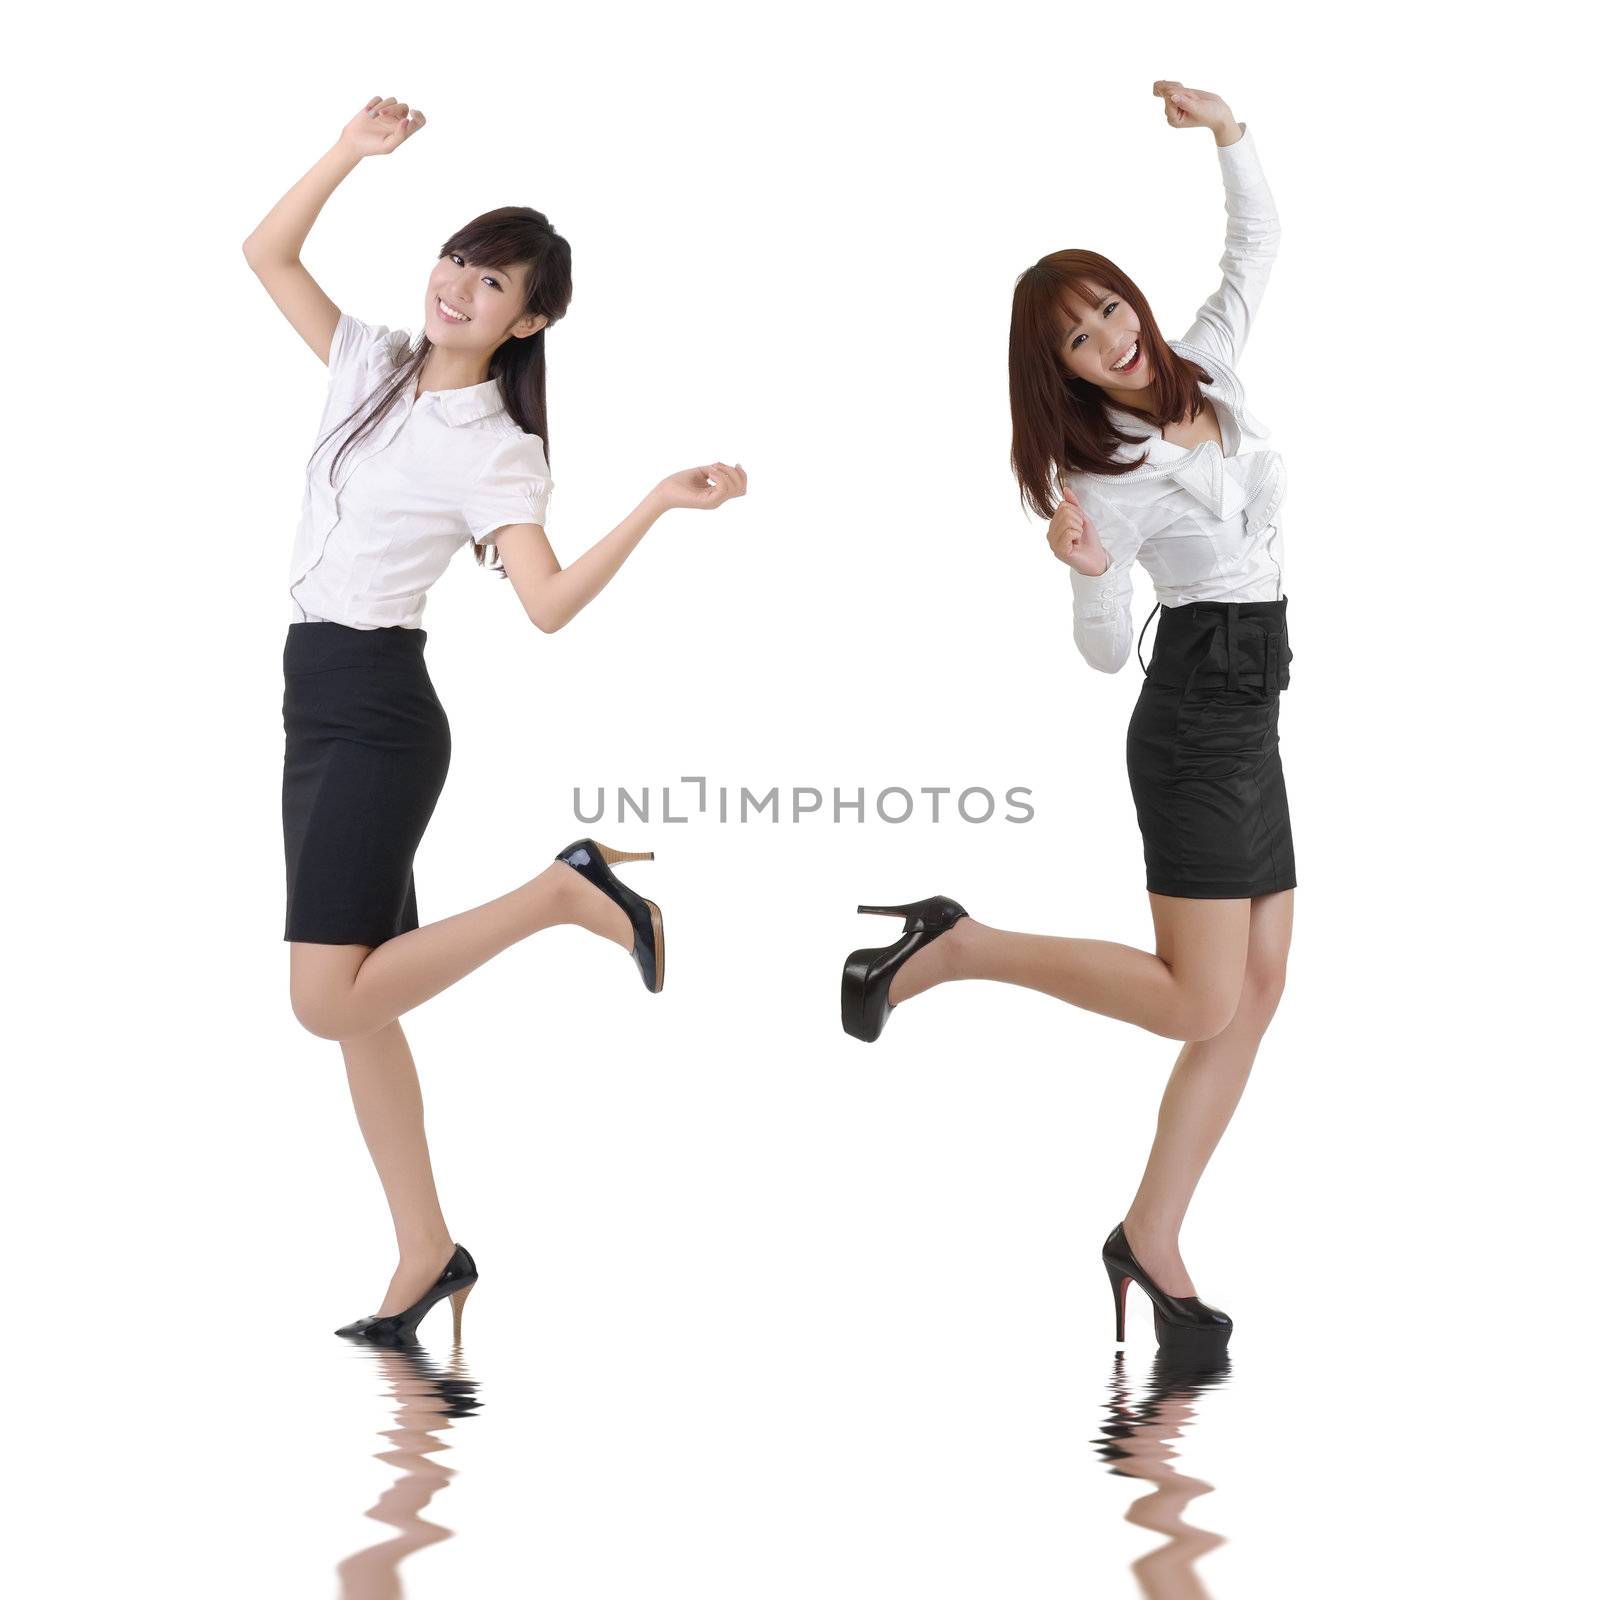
1008;248;1214;519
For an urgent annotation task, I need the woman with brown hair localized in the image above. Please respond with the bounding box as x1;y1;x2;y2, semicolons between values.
841;83;1289;1361
244;94;747;1344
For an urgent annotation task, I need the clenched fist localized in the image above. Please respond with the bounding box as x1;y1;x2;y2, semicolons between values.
1047;486;1110;576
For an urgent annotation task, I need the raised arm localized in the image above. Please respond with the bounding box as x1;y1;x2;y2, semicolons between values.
1151;83;1281;370
242;95;426;366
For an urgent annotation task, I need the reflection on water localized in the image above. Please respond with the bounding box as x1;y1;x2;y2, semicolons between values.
336;1341;483;1599
1093;1348;1232;1599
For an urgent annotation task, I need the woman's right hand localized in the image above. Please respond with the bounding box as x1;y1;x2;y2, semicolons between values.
338;95;427;158
1047;487;1109;576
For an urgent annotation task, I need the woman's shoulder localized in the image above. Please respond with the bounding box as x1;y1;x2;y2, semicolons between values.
474;417;551;476
1171;337;1245;401
1171;338;1274;440
330;311;413;381
478;411;547;447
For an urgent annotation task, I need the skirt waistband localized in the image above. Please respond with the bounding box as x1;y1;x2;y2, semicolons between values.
284;620;429;674
1138;596;1291;692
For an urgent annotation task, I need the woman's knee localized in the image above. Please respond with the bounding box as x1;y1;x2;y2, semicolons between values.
1167;985;1240;1043
1231;962;1288;1035
290;982;350;1041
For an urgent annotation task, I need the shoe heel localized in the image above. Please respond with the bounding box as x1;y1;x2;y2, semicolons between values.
854;895;968;934
449;1282;475;1342
1105;1259;1131;1343
595;842;654;865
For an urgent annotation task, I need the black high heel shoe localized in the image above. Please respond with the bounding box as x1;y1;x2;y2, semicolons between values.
1102;1222;1232;1357
841;895;968;1042
335;1243;479;1346
554;838;664;993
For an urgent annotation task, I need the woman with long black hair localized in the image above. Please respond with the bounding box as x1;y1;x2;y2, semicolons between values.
841;83;1288;1361
244;94;747;1343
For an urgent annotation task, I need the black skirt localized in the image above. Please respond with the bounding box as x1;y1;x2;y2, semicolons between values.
281;622;452;946
1125;597;1296;899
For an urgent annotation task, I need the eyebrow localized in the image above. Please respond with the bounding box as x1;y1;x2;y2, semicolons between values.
1063;293;1115;335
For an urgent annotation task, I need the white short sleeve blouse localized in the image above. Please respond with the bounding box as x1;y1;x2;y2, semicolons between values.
288;311;552;629
1065;123;1289;674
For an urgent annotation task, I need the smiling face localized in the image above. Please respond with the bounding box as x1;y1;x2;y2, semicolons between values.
1056;282;1150;395
425;252;547;352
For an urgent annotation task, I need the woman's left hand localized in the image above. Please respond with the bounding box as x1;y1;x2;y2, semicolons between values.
652;463;749;513
1152;81;1236;137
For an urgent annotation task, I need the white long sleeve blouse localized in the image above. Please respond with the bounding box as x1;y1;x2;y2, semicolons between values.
1066;123;1289;674
287;311;553;629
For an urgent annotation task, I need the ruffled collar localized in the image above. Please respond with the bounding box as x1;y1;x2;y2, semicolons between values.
1091;342;1276;519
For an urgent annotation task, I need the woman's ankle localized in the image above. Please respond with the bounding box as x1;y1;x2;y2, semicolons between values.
544;860;631;945
887;915;976;1004
1122;1209;1182;1255
395;1230;454;1265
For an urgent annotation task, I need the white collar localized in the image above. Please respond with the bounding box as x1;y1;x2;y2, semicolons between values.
415;376;508;427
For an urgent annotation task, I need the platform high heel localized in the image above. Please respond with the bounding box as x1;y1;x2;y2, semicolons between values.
335;1243;479;1346
1102;1222;1232;1357
554;838;665;993
840;895;968;1042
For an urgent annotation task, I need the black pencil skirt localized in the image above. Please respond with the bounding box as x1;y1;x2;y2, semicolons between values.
281;622;452;946
1126;596;1296;899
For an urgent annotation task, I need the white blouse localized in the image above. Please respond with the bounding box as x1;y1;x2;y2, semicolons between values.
287;311;553;629
1067;123;1289;674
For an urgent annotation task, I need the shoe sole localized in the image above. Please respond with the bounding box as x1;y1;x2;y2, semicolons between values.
645;899;665;993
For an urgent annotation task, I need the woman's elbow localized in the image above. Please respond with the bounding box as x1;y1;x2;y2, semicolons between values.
1084;651;1128;675
505;576;564;632
241;236;291;271
1074;632;1130;675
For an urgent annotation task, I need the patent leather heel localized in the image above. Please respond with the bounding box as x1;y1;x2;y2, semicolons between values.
1101;1222;1232;1357
841;895;968;1043
335;1243;480;1346
1105;1257;1132;1343
555;837;665;993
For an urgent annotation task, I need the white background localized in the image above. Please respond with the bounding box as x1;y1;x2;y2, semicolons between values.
9;1;1595;1594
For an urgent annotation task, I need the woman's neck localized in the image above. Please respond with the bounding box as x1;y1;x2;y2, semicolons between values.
1107;386;1159;418
415;348;492;396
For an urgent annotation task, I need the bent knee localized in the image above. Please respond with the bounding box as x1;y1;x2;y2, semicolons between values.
290;987;349;1042
1168;988;1239;1043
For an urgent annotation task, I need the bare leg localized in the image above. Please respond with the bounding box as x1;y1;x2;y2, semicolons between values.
888;893;1252;1042
291;859;633;1043
1122;890;1294;1295
340;1020;459;1316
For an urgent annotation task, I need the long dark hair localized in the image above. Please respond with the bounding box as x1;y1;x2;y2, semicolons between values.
1007;248;1214;519
309;206;574;570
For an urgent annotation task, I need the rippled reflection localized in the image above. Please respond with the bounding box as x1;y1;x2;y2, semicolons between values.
1093;1348;1232;1598
336;1341;483;1599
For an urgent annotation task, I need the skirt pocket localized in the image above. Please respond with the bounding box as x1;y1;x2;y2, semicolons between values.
1173;687;1280;781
